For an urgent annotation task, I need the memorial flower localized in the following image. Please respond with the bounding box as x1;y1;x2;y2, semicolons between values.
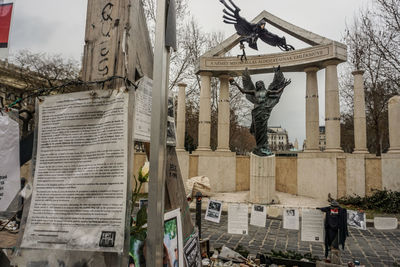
138;161;149;183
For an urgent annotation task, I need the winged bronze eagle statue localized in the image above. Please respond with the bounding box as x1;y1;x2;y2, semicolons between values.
219;0;295;61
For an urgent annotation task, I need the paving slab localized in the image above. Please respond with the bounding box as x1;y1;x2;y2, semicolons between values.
192;211;400;267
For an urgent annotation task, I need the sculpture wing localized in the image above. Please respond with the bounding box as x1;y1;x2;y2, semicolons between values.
233;15;256;37
220;0;255;37
268;66;291;93
242;68;257;104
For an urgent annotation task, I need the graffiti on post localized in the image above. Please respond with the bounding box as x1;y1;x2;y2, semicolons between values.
97;2;114;77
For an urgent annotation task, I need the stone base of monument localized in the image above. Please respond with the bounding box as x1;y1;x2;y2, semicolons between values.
250;153;279;204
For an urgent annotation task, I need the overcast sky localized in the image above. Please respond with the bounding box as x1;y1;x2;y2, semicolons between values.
7;0;372;145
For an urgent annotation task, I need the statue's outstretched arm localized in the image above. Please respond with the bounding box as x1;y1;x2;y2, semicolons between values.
229;78;255;95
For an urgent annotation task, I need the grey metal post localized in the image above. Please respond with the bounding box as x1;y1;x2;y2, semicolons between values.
147;0;170;265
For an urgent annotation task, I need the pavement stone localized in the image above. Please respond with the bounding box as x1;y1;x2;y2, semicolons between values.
192;211;400;267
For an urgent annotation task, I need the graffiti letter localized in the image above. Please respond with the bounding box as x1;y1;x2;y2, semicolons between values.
98;58;109;76
102;3;113;21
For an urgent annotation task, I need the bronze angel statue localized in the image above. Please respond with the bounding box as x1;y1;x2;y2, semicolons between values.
219;0;295;61
230;66;291;156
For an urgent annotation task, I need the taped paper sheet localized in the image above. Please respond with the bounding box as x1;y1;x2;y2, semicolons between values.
205;199;222;223
134;77;152;142
0;114;20;211
301;209;324;242
228;203;248;235
347;210;366;230
283;208;300;230
250;204;266;228
21;89;130;252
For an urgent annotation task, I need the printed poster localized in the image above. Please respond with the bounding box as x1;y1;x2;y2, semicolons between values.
283;208;300;230
0;114;20;211
205;199;222;223
21;89;130;252
183;229;202;267
301;209;324;242
347;210;366;230
228;203;248;235
134;76;152;142
250;204;266;228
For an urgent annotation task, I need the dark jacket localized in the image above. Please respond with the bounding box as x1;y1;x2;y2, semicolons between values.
319;206;349;257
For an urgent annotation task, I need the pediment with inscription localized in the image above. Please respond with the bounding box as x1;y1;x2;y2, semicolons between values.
199;10;347;75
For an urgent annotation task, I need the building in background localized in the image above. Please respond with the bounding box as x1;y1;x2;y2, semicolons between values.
268;126;292;151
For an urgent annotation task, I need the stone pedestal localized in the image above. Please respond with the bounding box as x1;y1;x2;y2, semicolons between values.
297;152;339;200
196;150;236;192
388;95;400;153
346;154;366;197
250;153;278;204
382;153;400;192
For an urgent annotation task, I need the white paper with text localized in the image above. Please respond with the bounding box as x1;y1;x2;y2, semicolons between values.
301;209;324;242
228;203;248;235
134;77;152;142
250;205;266;228
0;114;20;211
21;89;129;252
283;208;300;230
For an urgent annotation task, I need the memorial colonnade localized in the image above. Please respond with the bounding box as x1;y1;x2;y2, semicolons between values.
191;59;369;154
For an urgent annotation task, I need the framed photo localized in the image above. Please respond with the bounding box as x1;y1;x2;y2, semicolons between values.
163;208;184;267
205;199;223;223
129;208;184;266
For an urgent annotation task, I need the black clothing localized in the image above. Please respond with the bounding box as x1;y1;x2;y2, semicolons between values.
319;206;348;258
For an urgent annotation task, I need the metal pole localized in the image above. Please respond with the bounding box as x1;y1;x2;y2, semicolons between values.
195;192;203;240
147;0;170;265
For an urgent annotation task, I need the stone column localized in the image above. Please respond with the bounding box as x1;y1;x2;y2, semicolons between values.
197;72;212;151
176;83;186;151
304;67;320;152
352;70;368;153
217;75;230;151
388;95;400;153
324;60;343;152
